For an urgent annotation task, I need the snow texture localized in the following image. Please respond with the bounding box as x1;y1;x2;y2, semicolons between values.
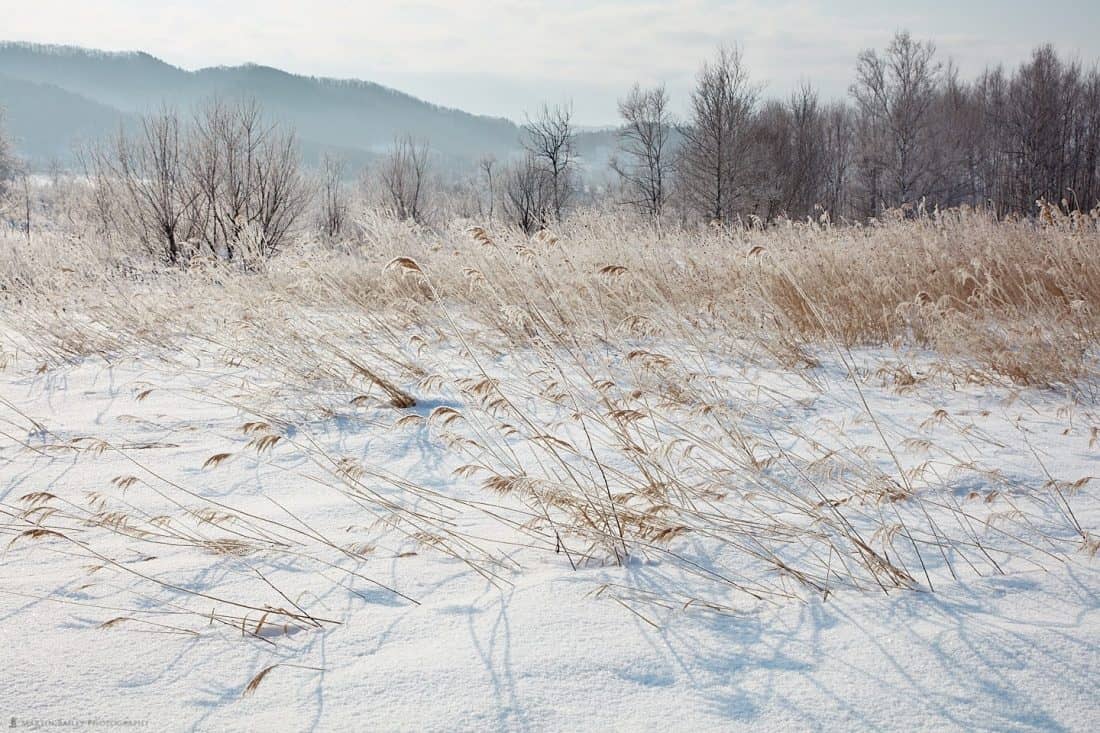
1;343;1097;732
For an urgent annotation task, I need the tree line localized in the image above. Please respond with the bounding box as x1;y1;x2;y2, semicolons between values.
361;32;1100;231
618;33;1100;225
1;31;1098;263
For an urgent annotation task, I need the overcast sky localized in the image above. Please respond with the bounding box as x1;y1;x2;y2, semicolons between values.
5;0;1100;126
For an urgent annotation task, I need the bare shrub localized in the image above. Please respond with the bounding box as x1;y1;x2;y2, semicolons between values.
188;98;309;259
317;153;348;239
381;135;431;224
89;108;195;264
88;99;308;264
502;153;553;235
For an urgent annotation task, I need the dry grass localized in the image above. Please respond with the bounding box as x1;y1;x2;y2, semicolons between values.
1;204;1097;633
4;206;1097;385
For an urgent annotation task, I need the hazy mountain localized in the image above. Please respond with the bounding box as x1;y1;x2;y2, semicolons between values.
0;73;132;161
0;42;527;168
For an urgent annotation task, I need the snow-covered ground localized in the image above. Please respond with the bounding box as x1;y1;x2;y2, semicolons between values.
1;337;1098;732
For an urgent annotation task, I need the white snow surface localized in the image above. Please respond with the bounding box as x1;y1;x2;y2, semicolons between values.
1;340;1098;732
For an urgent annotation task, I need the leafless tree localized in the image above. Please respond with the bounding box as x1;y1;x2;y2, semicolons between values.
1000;46;1091;212
382;135;431;223
611;83;674;221
248;128;310;258
679;46;759;224
755;84;829;221
930;64;987;208
821;102;856;219
851;31;942;210
88;100;308;264
188;99;254;258
91;108;197;264
503;154;553;235
606;39;1100;220
318;153;348;239
478;155;497;224
523;103;576;220
1079;70;1100;210
187;98;309;259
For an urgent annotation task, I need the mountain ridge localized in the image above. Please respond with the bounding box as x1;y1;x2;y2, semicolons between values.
0;41;526;166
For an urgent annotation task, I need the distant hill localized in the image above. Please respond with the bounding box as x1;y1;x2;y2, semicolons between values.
0;73;131;161
0;42;527;168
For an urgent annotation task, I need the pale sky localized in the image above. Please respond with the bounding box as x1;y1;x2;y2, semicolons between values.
5;0;1099;125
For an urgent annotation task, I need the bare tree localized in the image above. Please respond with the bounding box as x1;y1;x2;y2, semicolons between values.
755;84;829;221
821;102;856;219
679;46;759;224
89;100;308;264
929;64;987;208
611;84;674;221
851;31;942;210
1001;46;1088;212
503;154;553;235
318;153;348;239
187;98;309;259
523;103;576;220
78;141;118;240
478;155;497;224
188;99;255;259
382;135;431;223
248;127;310;258
92;108;197;264
1080;69;1100;210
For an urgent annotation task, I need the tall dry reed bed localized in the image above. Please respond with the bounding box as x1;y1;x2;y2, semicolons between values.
4;208;1098;384
1;208;1098;634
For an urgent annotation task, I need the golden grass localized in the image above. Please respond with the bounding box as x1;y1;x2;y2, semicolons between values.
4;206;1097;386
1;204;1097;635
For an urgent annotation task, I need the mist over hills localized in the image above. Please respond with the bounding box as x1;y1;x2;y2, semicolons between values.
0;72;129;162
0;42;611;169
